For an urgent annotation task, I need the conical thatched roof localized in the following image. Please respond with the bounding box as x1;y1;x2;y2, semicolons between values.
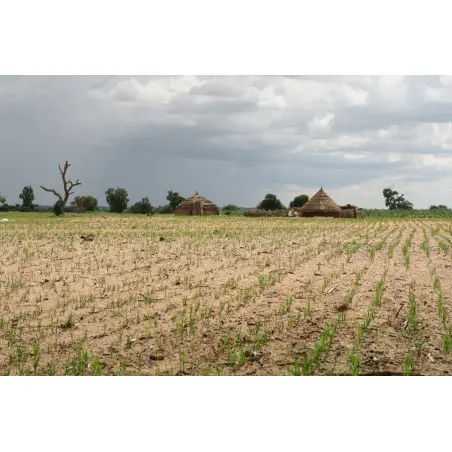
177;192;216;208
299;187;342;214
175;191;220;215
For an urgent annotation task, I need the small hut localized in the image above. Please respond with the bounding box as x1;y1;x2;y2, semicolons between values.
339;204;358;218
298;187;342;218
175;192;220;216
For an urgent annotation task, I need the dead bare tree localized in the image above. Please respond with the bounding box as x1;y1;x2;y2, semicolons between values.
40;161;81;213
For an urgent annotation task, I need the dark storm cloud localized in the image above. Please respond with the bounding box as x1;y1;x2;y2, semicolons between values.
1;75;452;209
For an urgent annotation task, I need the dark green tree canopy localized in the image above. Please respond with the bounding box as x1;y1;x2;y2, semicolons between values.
53;200;64;216
429;204;448;210
222;204;240;211
382;188;414;210
129;197;153;214
19;185;35;209
71;195;98;212
105;187;129;213
166;190;185;211
0;193;5;205
289;194;309;208
257;193;285;211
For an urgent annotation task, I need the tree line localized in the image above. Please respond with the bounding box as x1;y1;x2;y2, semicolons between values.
0;160;449;214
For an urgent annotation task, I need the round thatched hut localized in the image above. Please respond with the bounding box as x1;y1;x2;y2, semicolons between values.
175;192;220;216
299;187;342;218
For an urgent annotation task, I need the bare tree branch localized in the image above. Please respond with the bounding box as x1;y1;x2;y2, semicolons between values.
40;186;63;201
40;161;81;210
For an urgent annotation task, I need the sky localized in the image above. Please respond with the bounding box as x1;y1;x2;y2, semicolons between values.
1;75;452;209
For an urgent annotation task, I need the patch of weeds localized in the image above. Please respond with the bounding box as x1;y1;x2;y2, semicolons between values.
65;342;89;376
296;323;337;376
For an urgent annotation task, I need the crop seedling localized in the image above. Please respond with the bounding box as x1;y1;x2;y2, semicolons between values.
403;351;414;376
407;284;418;332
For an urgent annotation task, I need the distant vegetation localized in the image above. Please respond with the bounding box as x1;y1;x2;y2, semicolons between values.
128;197;153;214
257;193;285;211
360;209;452;218
289;194;309;208
105;187;129;213
1;162;451;218
382;188;413;210
71;195;98;212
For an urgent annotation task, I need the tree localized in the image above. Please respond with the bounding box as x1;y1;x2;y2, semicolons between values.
382;188;414;210
429;205;448;210
129;197;153;214
0;193;7;211
40;161;81;215
222;204;241;216
257;193;285;211
154;204;174;214
105;188;129;213
289;194;309;208
71;195;98;212
167;190;185;212
19;186;35;209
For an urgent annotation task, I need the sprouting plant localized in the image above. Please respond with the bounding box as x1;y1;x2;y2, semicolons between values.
290;359;302;376
372;279;385;308
362;309;375;331
420;229;430;258
281;295;294;314
403;350;414;376
433;276;441;292
179;351;186;373
90;357;103;376
444;329;452;353
33;341;40;374
437;292;448;325
65;342;89;376
407;284;418;332
303;295;312;318
60;313;75;330
349;350;361;376
258;274;267;291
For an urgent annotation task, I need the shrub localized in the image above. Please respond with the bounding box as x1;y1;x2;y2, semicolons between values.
53;200;64;216
128;197;153;214
154;205;174;214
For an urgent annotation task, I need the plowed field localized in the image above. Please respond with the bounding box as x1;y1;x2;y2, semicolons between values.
1;215;451;375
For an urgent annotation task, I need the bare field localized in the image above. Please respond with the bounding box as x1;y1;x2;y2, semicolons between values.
1;214;452;376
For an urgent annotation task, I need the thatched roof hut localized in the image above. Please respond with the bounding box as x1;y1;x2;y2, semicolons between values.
340;204;358;218
299;187;342;218
175;192;220;216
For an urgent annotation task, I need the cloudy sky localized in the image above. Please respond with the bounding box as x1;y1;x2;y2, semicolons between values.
1;75;452;209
